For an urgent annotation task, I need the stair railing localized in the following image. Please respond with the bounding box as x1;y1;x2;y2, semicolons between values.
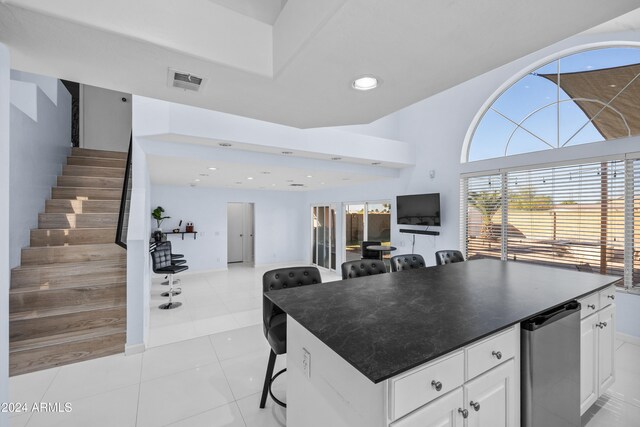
115;134;132;249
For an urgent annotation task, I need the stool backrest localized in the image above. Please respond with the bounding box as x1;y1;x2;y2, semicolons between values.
151;244;173;271
390;254;426;272
262;267;322;336
435;250;465;266
341;260;386;280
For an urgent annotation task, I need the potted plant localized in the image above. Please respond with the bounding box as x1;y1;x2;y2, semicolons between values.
151;206;171;242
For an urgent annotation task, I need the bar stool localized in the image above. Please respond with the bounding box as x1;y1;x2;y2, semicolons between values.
341;259;387;279
158;241;186;286
434;250;465;265
260;266;322;408
390;254;426;272
151;244;188;309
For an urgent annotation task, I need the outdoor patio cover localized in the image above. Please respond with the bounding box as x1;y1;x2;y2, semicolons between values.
539;63;640;141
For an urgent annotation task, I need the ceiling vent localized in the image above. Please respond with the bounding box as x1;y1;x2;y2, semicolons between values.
289;183;305;187
168;68;207;92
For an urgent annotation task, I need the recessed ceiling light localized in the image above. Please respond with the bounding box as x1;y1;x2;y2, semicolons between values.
219;143;233;147
271;184;276;186
609;84;617;88
194;179;201;182
320;182;325;185
371;162;381;165
282;151;293;155
306;175;312;178
208;167;217;171
247;177;254;180
331;157;342;161
352;75;379;91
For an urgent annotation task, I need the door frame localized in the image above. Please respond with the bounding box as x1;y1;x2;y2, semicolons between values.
310;204;337;272
227;202;255;264
342;199;392;264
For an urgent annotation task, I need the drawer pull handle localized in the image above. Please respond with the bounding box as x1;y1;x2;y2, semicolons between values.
458;408;469;419
597;323;604;329
607;295;615;300
587;304;596;310
431;380;443;391
470;401;481;411
492;350;502;360
600;322;608;328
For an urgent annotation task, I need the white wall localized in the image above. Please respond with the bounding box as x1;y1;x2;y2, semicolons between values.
125;137;151;354
0;42;11;427
151;185;307;272
9;72;71;268
82;84;131;152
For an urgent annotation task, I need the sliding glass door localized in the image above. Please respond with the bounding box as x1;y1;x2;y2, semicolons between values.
345;201;392;262
312;205;336;270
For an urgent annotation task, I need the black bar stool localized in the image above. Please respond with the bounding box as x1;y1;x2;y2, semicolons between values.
390;254;426;272
260;266;322;408
434;250;465;265
151;244;188;309
340;259;387;279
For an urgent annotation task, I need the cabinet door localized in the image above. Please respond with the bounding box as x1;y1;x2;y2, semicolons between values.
391;387;464;427
465;360;515;427
598;304;616;394
580;314;598;415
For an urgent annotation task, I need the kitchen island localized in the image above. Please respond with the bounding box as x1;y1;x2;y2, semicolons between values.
265;259;620;427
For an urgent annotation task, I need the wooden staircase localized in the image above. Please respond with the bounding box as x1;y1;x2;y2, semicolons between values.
9;147;128;376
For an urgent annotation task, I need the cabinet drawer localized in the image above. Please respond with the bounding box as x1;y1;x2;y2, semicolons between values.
579;293;599;319
390;351;464;420
466;327;516;380
599;286;616;308
390;387;464;427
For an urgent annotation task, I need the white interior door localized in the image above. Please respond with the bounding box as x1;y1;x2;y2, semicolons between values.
227;203;244;263
242;203;255;263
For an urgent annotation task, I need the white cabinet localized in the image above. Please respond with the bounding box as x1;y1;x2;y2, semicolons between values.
579;296;616;415
580;313;599;414
465;360;516;427
598;304;616;392
391;388;465;427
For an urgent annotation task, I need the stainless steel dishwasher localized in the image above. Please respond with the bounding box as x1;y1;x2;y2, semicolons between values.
521;300;581;427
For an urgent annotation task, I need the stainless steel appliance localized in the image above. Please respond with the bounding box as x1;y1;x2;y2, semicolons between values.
521;300;581;427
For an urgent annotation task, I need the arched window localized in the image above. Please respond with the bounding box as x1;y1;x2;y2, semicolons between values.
467;47;640;162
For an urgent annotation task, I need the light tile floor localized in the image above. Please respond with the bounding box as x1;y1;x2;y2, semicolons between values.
7;263;640;426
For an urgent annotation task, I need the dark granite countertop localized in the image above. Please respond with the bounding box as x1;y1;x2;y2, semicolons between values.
265;259;621;383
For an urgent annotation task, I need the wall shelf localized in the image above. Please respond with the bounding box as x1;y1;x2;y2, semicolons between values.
399;228;440;236
165;231;198;240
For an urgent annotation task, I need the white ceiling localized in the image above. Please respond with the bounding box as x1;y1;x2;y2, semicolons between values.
207;0;287;25
147;155;391;191
1;0;638;128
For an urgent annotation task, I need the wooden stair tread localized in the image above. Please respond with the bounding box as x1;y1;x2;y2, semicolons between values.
10;299;126;321
12;258;125;272
71;147;128;160
10;325;125;352
10;279;125;294
21;243;125;266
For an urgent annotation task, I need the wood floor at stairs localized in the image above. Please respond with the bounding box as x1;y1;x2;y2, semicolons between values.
10;147;128;376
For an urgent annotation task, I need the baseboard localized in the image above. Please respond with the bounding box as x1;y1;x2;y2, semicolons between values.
616;332;640;346
125;342;146;355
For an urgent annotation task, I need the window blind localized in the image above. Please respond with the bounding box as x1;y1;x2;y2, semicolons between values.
465;174;503;260
505;161;625;277
633;159;640;287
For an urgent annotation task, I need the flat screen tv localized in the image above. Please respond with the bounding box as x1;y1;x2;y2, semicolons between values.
396;193;440;226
